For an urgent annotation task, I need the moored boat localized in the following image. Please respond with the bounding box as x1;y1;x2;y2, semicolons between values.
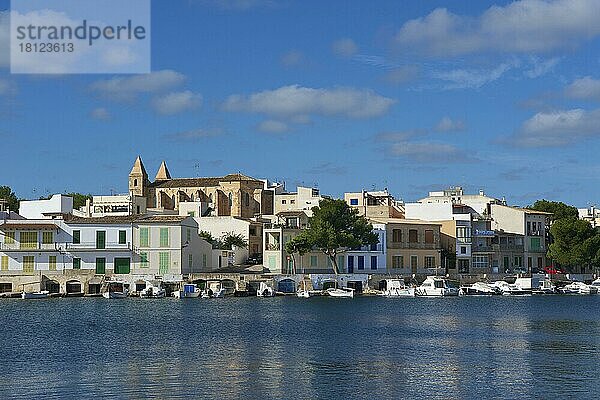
325;287;354;298
459;282;498;296
559;281;597;295
140;283;166;299
102;282;128;299
415;276;460;297
492;281;532;296
256;282;275;297
21;290;50;299
379;279;415;297
173;284;201;298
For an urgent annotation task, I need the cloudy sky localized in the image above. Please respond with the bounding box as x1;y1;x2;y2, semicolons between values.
1;0;600;206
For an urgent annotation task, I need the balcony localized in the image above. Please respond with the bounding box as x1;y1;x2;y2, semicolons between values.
0;243;63;251
389;242;438;250
66;242;132;251
472;245;495;253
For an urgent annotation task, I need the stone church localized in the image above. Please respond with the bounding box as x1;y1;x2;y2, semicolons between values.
128;156;274;218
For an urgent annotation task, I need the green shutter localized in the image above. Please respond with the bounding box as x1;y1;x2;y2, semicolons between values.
159;252;169;274
160;228;169;247
118;230;127;245
72;230;80;244
96;231;106;249
95;258;106;274
49;255;57;271
140;252;148;268
140;228;149;247
73;258;81;269
114;258;130;274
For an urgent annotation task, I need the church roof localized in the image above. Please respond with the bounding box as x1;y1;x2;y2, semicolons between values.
149;173;262;188
155;161;172;181
130;156;148;177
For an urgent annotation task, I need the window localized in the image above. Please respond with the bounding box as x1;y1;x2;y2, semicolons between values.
202;253;207;268
95;258;106;274
245;192;250;207
49;255;57;271
140;227;149;247
159;252;170;273
160;228;169;247
537;257;543;269
350;198;359;206
186;229;191;244
188;254;193;269
310;255;318;268
530;237;541;251
42;231;54;245
392;255;403;269
409;229;418;243
73;258;81;270
282;199;287;204
118;230;127;245
20;232;38;250
290;199;295;204
1;256;8;271
392;229;402;243
358;256;365;270
228;193;233;206
114;258;131;274
424;230;434;244
370;256;378;270
4;231;15;244
338;256;344;270
473;255;488;269
460;246;467;254
188;211;195;217
528;257;532;270
134;178;138;187
514;256;522;267
140;252;149;268
425;256;435;268
72;230;80;244
456;227;472;243
96;231;106;249
23;256;34;274
503;257;509;269
410;255;418;270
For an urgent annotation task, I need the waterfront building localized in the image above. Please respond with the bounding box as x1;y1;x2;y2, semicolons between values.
579;206;600;228
274;186;325;217
74;194;147;217
128;156;275;217
344;189;404;219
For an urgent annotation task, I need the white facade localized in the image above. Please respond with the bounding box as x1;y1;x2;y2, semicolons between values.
343;224;387;274
274;186;324;217
19;194;73;219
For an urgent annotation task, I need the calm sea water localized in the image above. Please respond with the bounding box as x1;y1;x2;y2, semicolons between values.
1;296;599;399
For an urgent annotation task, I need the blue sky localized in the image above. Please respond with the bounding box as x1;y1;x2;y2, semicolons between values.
1;0;600;206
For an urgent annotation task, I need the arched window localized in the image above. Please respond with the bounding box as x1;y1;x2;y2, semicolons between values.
228;192;233;206
209;193;213;203
133;179;138;187
245;192;250;207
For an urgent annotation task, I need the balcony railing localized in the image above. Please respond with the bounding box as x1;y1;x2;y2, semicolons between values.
66;242;131;251
388;242;438;250
0;243;63;251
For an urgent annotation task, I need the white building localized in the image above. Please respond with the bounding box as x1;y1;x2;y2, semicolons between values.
19;194;73;219
274;186;325;217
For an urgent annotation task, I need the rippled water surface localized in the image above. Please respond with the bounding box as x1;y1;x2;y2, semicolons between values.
1;296;600;399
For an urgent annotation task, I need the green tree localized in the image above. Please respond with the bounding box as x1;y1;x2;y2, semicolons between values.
548;217;600;272
285;234;312;274
65;192;92;209
199;230;218;248
0;186;19;211
221;232;248;250
530;199;578;222
291;198;379;274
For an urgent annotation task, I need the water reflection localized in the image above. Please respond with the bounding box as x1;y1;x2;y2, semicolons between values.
0;296;600;399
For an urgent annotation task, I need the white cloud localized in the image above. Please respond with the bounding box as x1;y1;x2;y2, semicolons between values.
163;128;222;142
384;65;420;85
435;117;465;132
565;76;600;101
90;70;186;101
511;108;600;147
524;57;560;78
0;11;8;68
332;38;358;58
223;84;395;119
394;0;600;57
432;61;518;89
152;90;202;115
90;107;110;120
280;50;304;67
257;120;288;133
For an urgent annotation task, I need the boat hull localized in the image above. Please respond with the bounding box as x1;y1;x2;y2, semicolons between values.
21;291;49;299
102;292;128;299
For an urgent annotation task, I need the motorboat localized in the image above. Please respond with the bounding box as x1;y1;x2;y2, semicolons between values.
559;281;597;295
256;282;275;297
212;288;226;298
173;284;201;298
140;283;166;298
415;276;460;297
492;281;532;296
379;279;415;297
590;278;600;291
532;279;557;294
459;282;498;296
102;282;128;299
21;291;50;299
325;287;354;298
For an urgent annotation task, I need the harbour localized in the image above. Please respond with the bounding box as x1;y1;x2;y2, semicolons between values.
2;295;600;399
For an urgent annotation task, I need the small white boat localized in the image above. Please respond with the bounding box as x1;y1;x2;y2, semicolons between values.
589;278;600;292
140;284;166;298
173;284;201;298
532;279;557;294
102;282;128;299
492;281;532;296
256;282;275;297
297;290;311;298
415;276;460;297
212;288;226;298
459;282;498;296
559;281;597;295
379;279;415;297
21;290;50;299
325;287;354;298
